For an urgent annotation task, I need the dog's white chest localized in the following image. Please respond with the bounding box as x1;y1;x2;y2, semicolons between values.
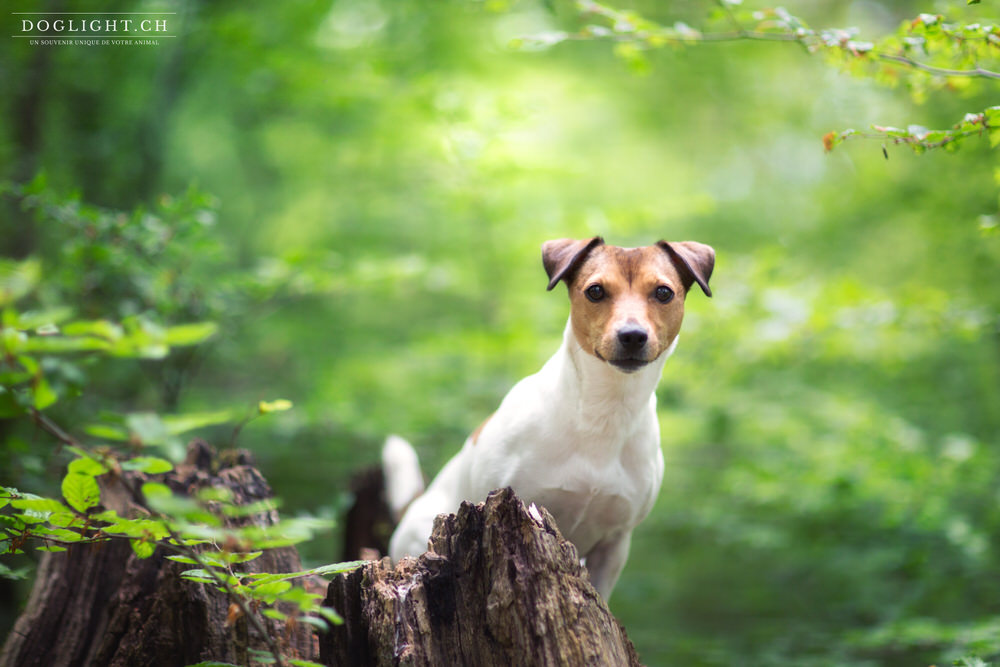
487;436;663;555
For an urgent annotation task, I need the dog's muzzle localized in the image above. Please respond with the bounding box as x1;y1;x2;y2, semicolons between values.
603;325;650;373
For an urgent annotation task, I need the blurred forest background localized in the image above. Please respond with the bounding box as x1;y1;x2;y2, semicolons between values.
1;0;999;665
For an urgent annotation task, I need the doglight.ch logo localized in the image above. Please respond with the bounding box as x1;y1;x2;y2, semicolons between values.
12;11;176;46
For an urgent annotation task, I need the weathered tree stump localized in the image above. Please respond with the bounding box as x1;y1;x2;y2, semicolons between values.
0;441;320;667
320;487;643;667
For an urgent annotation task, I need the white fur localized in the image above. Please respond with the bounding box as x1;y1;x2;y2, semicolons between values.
387;318;671;599
381;434;424;520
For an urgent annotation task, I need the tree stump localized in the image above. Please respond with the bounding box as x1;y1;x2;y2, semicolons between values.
0;441;320;667
320;487;643;667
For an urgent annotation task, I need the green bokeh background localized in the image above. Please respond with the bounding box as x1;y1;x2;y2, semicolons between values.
2;1;999;664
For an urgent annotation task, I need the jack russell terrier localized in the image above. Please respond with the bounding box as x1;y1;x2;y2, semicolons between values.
383;236;714;599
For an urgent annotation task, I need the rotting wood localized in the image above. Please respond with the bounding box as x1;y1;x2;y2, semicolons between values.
321;487;643;667
0;441;321;667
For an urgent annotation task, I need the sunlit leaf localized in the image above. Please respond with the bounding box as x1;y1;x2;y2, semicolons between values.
68;456;109;477
164;322;218;346
131;539;155;559
121;456;174;474
61;473;100;513
162;409;234;436
32;377;57;410
258;399;293;414
61;320;123;340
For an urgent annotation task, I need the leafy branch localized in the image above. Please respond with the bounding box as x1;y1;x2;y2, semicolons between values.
537;1;1000;80
824;105;1000;153
517;1;1000;153
2;410;359;667
0;238;361;667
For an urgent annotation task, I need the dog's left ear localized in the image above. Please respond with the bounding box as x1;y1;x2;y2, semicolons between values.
658;241;715;297
542;236;604;291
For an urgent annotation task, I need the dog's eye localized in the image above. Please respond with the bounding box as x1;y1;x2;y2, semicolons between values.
654;286;674;303
585;284;605;302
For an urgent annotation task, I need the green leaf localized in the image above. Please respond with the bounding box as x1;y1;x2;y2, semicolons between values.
180;568;218;584
140;482;172;499
162;410;235;436
261;609;287;621
121;456;174;474
83;423;130;441
1;328;27;356
165;554;199;564
258;399;293;414
31;377;57;410
0;562;31;580
247;650;278;664
126;412;169;444
10;497;70;514
319;606;344;625
248;580;292;603
62;473;100;513
101;517;167;539
247;560;364;586
16;307;74;331
199;550;263;566
34;527;84;542
289;658;327;667
61;320;123;340
131;539;155;559
68;456;109;477
22;336;110;354
48;512;84;528
36;545;67;553
164;322;218;346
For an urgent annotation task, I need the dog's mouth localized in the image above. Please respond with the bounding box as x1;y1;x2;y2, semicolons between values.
595;350;649;373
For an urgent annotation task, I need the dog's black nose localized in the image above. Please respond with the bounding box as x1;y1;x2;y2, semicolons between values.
617;326;648;351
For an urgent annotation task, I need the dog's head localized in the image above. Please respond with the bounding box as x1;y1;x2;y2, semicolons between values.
542;236;714;373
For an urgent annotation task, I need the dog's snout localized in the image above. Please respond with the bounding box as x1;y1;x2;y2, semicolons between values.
617;326;648;351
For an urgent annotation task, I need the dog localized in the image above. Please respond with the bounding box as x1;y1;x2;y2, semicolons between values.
383;236;714;599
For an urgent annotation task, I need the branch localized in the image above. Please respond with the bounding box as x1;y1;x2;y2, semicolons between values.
824;106;1000;153
875;53;1000;80
530;2;1000;81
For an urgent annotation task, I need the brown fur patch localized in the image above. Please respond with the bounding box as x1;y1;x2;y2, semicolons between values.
565;245;689;367
470;412;495;447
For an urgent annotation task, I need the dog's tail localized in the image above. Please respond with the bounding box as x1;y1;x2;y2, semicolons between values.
381;435;425;520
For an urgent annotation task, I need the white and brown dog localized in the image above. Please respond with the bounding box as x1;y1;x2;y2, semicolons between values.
383;236;714;599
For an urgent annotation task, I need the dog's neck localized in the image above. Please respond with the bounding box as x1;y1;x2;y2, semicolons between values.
554;318;673;436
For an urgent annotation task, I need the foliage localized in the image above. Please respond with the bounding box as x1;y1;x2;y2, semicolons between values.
0;204;361;666
521;1;999;153
1;1;999;666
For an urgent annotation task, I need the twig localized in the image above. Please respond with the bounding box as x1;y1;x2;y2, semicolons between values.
875;53;1000;80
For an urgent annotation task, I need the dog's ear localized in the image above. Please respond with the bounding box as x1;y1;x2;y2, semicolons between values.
658;241;715;297
542;236;604;291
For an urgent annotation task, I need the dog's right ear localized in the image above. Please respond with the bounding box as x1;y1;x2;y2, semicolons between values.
542;236;604;291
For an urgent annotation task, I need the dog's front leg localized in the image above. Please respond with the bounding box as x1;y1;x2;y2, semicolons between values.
583;532;632;600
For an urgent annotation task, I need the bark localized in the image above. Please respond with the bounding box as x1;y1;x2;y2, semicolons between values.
0;441;320;667
320;487;643;667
